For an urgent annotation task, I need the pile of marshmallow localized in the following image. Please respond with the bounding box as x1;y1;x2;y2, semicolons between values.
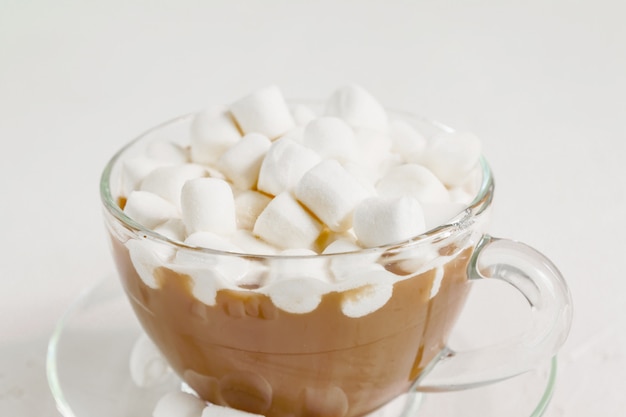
120;84;481;255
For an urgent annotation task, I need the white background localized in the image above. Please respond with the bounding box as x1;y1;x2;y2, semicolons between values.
1;1;625;416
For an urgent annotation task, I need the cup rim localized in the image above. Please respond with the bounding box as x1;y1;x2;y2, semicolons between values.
100;109;495;259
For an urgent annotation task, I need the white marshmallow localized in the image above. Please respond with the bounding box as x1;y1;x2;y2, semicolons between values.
176;232;248;279
389;119;427;162
140;164;207;207
173;232;247;304
291;104;317;126
126;238;175;288
229;85;295;139
231;230;279;256
301;117;357;162
170;264;225;306
392;245;440;277
353;127;394;175
422;132;482;186
376;164;450;204
202;404;264;417
325;84;388;132
181;178;237;236
353;196;426;248
278;125;305;143
340;270;394;318
190;106;242;164
129;333;172;388
336;264;398;317
264;277;330;314
323;240;384;283
177;231;241;257
449;186;475;205
257;138;321;196
253;192;323;250
153;391;206;417
421;202;467;230
120;156;167;197
266;248;330;285
218;133;271;190
234;190;272;231
153;218;187;242
296;160;371;232
341;161;380;191
315;228;357;253
123;191;179;229
322;238;362;255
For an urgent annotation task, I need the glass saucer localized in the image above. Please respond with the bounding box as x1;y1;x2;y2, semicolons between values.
47;277;557;417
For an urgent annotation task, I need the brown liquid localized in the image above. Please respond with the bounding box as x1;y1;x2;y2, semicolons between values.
111;238;471;417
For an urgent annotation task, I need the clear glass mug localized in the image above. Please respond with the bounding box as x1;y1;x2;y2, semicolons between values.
100;109;572;417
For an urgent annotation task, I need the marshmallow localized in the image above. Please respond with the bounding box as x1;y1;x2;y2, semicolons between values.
279;125;305;143
190;106;242;164
170;264;225;306
173;232;247;304
389;119;427;162
376;164;450;204
449;186;475;205
333;263;396;316
234;190;272;231
353;127;394;175
202;404;264;417
120;156;168;197
123;191;179;229
341;160;381;191
129;333;172;388
385;242;442;276
120;142;188;197
177;231;242;258
140;164;207;207
422;132;482;186
253;192;323;250
317;228;359;253
153;218;187;242
153;391;206;417
341;279;394;318
264;277;330;314
301;117;357;162
257;138;321;196
291;103;317;126
181;178;237;236
231;230;279;256
229;85;295;139
218;133;271;190
296;160;371;232
421;202;467;230
353;196;426;248
323;240;384;283
126;238;175;288
322;238;362;255
325;84;388;132
266;248;330;285
175;232;249;281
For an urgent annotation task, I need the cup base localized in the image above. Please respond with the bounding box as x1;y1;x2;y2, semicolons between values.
47;276;557;417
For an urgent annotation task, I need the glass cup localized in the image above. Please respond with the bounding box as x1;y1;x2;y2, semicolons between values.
100;109;572;417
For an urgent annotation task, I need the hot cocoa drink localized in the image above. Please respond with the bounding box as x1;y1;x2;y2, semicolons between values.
101;84;569;417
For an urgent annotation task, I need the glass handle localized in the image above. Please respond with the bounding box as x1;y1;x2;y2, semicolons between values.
415;234;573;391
